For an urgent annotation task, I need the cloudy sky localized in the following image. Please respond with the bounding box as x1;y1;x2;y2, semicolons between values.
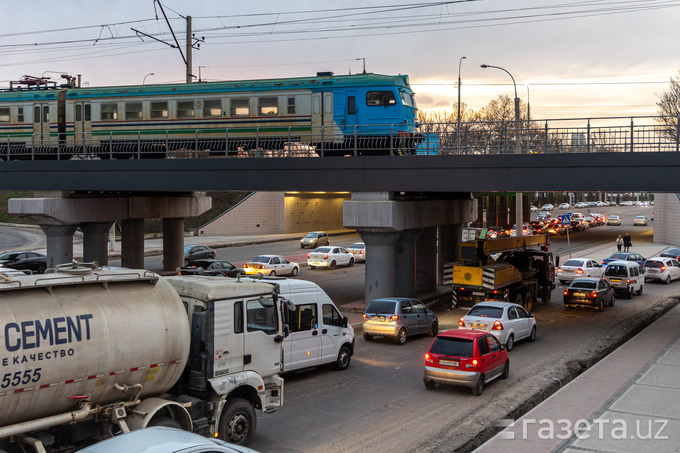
1;0;678;120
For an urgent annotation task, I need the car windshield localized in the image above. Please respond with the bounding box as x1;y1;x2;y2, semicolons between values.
366;300;397;314
665;249;680;255
467;306;503;318
314;247;331;253
645;261;664;269
350;243;365;249
563;259;584;267
304;233;318;238
252;256;271;263
570;280;597;289
0;253;19;260
605;265;628;277
429;337;474;358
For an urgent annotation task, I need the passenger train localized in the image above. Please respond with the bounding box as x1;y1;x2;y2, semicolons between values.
0;72;418;159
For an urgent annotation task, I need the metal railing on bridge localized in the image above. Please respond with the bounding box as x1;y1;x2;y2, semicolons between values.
2;116;679;160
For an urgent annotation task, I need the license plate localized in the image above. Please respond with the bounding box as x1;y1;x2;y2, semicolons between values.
610;278;622;283
648;269;658;273
372;316;385;322
472;323;486;328
439;359;459;367
473;292;486;296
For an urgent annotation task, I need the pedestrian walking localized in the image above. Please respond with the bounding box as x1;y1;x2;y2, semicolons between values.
616;235;623;252
623;233;632;252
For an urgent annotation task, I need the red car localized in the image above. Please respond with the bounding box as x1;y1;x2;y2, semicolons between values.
423;329;509;396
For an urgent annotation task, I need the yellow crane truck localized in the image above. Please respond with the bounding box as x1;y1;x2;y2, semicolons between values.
445;234;555;312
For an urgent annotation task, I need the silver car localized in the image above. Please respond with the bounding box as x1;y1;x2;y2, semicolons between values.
458;301;537;351
362;297;438;345
557;258;604;284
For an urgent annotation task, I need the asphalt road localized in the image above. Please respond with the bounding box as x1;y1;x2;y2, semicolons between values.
0;225;44;252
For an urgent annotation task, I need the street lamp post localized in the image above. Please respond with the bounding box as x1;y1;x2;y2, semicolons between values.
481;63;523;235
457;56;466;153
143;73;155;85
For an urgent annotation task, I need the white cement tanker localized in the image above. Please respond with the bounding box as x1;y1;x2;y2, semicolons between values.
0;263;286;452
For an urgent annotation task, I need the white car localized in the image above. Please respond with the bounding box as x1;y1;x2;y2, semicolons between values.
633;216;648;226
347;242;366;262
541;204;554;210
530;205;538;212
243;254;299;276
644;257;680;284
607;215;622;225
458;301;537;351
307;246;354;269
557;258;604;284
558;203;570;209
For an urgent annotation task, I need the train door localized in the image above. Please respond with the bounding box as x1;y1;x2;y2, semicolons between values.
32;103;50;145
343;90;358;132
74;102;92;145
311;92;334;138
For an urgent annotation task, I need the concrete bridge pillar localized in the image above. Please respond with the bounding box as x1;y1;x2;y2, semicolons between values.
120;219;145;269
81;222;114;265
39;224;79;269
361;231;400;301
416;226;437;292
394;229;422;297
163;217;185;271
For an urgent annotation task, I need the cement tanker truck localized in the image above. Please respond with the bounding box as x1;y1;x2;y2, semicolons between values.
0;263;288;452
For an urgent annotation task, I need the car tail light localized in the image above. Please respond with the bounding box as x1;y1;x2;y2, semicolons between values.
389;315;399;322
492;320;503;330
661;266;667;271
590;291;598;298
324;254;329;259
465;359;479;369
425;353;433;364
362;314;367;319
557;268;563;273
576;268;584;274
307;253;311;258
259;265;266;269
359;250;364;255
459;317;465;327
564;289;569;296
627;279;631;285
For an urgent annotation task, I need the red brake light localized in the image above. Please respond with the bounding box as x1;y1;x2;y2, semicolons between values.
307;253;310;258
360;250;364;255
259;265;265;269
324;254;329;259
362;314;367;319
557;268;563;273
389;315;399;322
564;289;569;296
576;268;584;274
627;279;631;284
459;317;465;327
661;266;667;271
465;359;479;369
492;320;503;330
590;291;598;298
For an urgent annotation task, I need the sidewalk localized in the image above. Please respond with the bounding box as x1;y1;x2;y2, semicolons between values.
476;305;680;452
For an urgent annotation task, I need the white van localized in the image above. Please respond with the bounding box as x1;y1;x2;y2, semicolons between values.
249;277;355;372
603;260;645;299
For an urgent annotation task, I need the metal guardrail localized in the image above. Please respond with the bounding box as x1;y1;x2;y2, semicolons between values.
2;116;679;160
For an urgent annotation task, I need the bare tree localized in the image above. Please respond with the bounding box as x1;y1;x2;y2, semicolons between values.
655;70;680;140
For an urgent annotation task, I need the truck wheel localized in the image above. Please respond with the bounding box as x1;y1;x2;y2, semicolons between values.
541;290;551;305
148;416;183;429
219;398;256;445
334;345;352;370
514;293;523;307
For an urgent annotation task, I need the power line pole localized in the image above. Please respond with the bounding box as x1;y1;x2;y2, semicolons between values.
186;16;192;83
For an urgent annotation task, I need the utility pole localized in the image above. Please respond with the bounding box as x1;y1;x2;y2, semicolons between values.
186;16;192;83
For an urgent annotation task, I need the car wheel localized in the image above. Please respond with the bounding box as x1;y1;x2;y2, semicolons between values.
428;322;439;337
184;259;190;266
348;257;355;267
424;379;436;390
528;325;537;342
38;264;46;274
300;244;305;249
666;275;672;284
309;265;315;269
363;332;373;341
506;334;514;351
218;397;256;445
610;294;616;306
637;285;643;295
473;374;485;396
627;290;633;299
270;270;276;276
329;260;337;270
598;298;604;311
333;346;352;371
290;267;298;276
148;416;183;429
396;328;407;345
501;360;510;379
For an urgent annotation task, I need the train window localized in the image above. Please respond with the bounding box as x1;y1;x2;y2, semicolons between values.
204;99;221;117
17;107;24;122
75;104;81;122
150;102;168;119
85;104;91;121
366;91;396;106
287;97;296;114
101;103;118;120
34;106;40;123
125;102;142;120
400;91;416;108
348;96;356;115
43;107;50;123
258;97;278;116
0;108;9;122
231;99;250;117
177;100;195;118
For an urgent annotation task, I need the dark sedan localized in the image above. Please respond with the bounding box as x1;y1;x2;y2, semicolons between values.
184;245;216;265
601;252;646;268
179;259;244;277
0;251;47;273
563;277;615;311
660;247;680;261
